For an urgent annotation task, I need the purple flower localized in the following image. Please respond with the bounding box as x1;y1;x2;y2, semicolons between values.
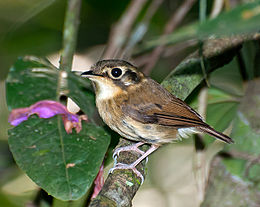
9;100;88;133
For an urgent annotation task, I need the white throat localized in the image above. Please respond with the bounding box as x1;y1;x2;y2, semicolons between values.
92;78;122;100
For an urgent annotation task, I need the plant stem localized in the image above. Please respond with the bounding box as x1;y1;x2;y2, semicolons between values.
103;0;147;59
59;0;82;72
199;0;207;22
199;0;209;86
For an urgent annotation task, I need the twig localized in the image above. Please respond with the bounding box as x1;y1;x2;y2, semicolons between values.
199;0;210;86
143;0;197;75
122;0;164;59
245;155;260;179
89;139;148;207
198;87;208;122
199;0;207;22
221;150;260;181
227;150;260;163
103;0;148;59
59;0;82;72
210;0;224;18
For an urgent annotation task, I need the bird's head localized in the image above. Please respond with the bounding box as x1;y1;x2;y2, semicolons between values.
81;59;145;100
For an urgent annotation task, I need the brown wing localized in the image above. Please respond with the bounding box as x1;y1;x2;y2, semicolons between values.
123;102;233;143
123;78;233;143
124;78;207;128
123;100;208;128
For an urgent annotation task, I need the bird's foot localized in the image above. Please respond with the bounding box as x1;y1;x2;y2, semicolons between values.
109;144;159;185
112;142;145;160
113;142;149;165
109;162;144;184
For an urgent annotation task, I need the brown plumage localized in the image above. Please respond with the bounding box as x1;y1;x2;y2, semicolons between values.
81;59;233;182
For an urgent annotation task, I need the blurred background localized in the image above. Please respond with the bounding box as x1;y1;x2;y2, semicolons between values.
1;0;260;206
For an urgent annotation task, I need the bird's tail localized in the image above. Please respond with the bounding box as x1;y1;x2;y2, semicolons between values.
199;125;234;144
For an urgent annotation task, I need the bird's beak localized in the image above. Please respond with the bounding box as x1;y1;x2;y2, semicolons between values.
81;70;103;78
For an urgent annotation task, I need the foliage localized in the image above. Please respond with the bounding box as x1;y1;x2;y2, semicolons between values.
6;57;110;200
1;0;260;206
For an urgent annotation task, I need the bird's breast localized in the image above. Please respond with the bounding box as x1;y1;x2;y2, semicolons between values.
96;97;140;141
96;97;180;144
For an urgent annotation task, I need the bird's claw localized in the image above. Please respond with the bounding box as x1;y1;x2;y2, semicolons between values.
109;163;144;184
112;144;145;159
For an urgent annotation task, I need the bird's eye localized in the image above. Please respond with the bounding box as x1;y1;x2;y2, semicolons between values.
111;68;122;78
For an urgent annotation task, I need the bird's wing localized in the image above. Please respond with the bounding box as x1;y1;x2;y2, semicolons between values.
123;77;206;128
123;98;208;128
123;97;234;143
122;78;233;143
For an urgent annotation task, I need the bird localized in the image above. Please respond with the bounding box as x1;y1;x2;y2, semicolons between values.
81;59;233;182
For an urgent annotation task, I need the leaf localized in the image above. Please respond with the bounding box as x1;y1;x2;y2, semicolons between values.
161;26;252;100
6;56;110;200
6;57;57;109
204;101;238;144
209;58;244;96
143;1;260;50
241;41;258;80
53;195;87;207
161;48;238;100
223;80;260;181
8;116;110;200
201;158;260;207
0;192;26;207
6;56;95;117
1;174;38;195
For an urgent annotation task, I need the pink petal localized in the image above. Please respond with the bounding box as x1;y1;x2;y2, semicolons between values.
8;100;87;134
91;162;105;199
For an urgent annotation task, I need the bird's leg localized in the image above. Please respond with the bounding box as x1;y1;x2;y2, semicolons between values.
109;144;159;184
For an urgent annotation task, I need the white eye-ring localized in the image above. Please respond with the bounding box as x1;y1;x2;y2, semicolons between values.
110;68;123;79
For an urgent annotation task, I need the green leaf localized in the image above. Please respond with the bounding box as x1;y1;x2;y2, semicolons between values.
8;116;110;200
204;101;238;144
6;56;110;200
6;56;95;117
209;58;244;96
53;194;87;207
143;1;260;50
223;79;260;183
6;57;57;109
223;113;260;181
241;41;258;80
161;49;237;100
201;158;260;207
0;192;23;207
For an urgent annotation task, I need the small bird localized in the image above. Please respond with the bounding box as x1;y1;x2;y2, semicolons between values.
81;59;233;182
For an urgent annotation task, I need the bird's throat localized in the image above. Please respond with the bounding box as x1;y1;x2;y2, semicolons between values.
93;79;124;101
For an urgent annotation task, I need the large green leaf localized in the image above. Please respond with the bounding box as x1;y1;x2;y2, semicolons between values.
6;56;95;117
6;57;110;200
8;116;110;200
161;47;238;100
210;58;243;96
143;1;260;50
6;57;58;109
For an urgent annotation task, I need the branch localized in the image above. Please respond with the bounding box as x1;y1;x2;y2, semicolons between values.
122;0;164;58
89;139;148;207
142;0;196;75
59;0;82;72
223;150;260;178
161;34;260;100
103;0;148;59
